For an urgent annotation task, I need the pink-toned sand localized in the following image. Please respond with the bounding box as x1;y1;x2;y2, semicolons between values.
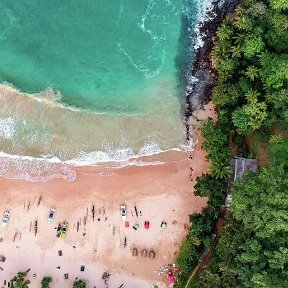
0;104;215;287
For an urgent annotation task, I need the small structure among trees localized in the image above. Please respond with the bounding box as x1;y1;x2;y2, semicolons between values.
226;157;258;207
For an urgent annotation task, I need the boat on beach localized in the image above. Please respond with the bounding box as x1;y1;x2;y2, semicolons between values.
120;205;127;221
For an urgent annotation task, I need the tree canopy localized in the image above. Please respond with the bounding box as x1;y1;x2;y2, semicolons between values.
11;272;30;288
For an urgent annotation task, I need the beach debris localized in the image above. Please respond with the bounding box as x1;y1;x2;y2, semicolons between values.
92;205;95;221
132;247;138;257
125;221;129;228
172;220;178;225
56;266;61;269
33;273;36;279
58;250;63;256
0;266;3;271
77;221;80;232
121;237;127;248
27;201;31;211
132;224;139;231
118;283;127;288
37;196;42;207
0;255;6;262
134;206;138;218
144;221;150;229
26;268;31;273
139;210;142;216
141;249;148;257
0;237;3;242
160;221;167;228
13;232;18;242
149;250;156;259
101;271;111;287
156;263;180;282
112;226;115;236
80;265;85;272
64;273;69;279
56;223;62;237
34;220;38;236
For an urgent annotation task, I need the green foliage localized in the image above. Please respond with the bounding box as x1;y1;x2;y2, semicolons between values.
245;65;258;81
211;0;288;134
201;120;230;164
210;161;232;179
259;53;288;89
11;272;30;288
198;138;288;287
41;277;52;288
177;1;288;287
269;0;288;10
232;97;268;134
243;35;265;58
73;279;86;288
194;174;226;205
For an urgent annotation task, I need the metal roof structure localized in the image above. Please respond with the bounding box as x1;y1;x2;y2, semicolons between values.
231;157;259;182
225;157;258;208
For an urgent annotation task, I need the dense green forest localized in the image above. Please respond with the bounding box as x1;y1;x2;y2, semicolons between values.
176;0;288;287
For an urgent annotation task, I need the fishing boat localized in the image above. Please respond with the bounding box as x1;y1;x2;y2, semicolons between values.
120;204;127;221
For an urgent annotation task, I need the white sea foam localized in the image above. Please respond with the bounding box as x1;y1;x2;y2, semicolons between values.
0;151;76;182
0;138;193;182
0;117;16;139
194;0;215;49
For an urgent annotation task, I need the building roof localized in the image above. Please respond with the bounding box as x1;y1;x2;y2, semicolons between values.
231;157;258;182
225;157;259;208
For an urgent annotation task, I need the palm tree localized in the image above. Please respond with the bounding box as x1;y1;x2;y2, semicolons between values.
41;276;52;288
231;45;242;58
233;33;246;45
11;272;30;288
211;161;232;180
73;279;86;288
234;14;252;31
245;66;259;81
217;24;233;41
245;89;260;102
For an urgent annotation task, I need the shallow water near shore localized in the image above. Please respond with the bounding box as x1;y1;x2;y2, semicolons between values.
0;0;212;181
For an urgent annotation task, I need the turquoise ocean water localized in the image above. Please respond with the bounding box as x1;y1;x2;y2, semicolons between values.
0;0;211;180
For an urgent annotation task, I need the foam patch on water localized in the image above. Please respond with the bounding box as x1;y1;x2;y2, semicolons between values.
0;117;16;139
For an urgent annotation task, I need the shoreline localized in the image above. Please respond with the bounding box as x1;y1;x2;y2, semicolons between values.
184;0;240;140
0;1;226;286
0;103;214;286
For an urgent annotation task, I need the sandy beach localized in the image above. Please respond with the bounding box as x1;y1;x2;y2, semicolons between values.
0;103;215;287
